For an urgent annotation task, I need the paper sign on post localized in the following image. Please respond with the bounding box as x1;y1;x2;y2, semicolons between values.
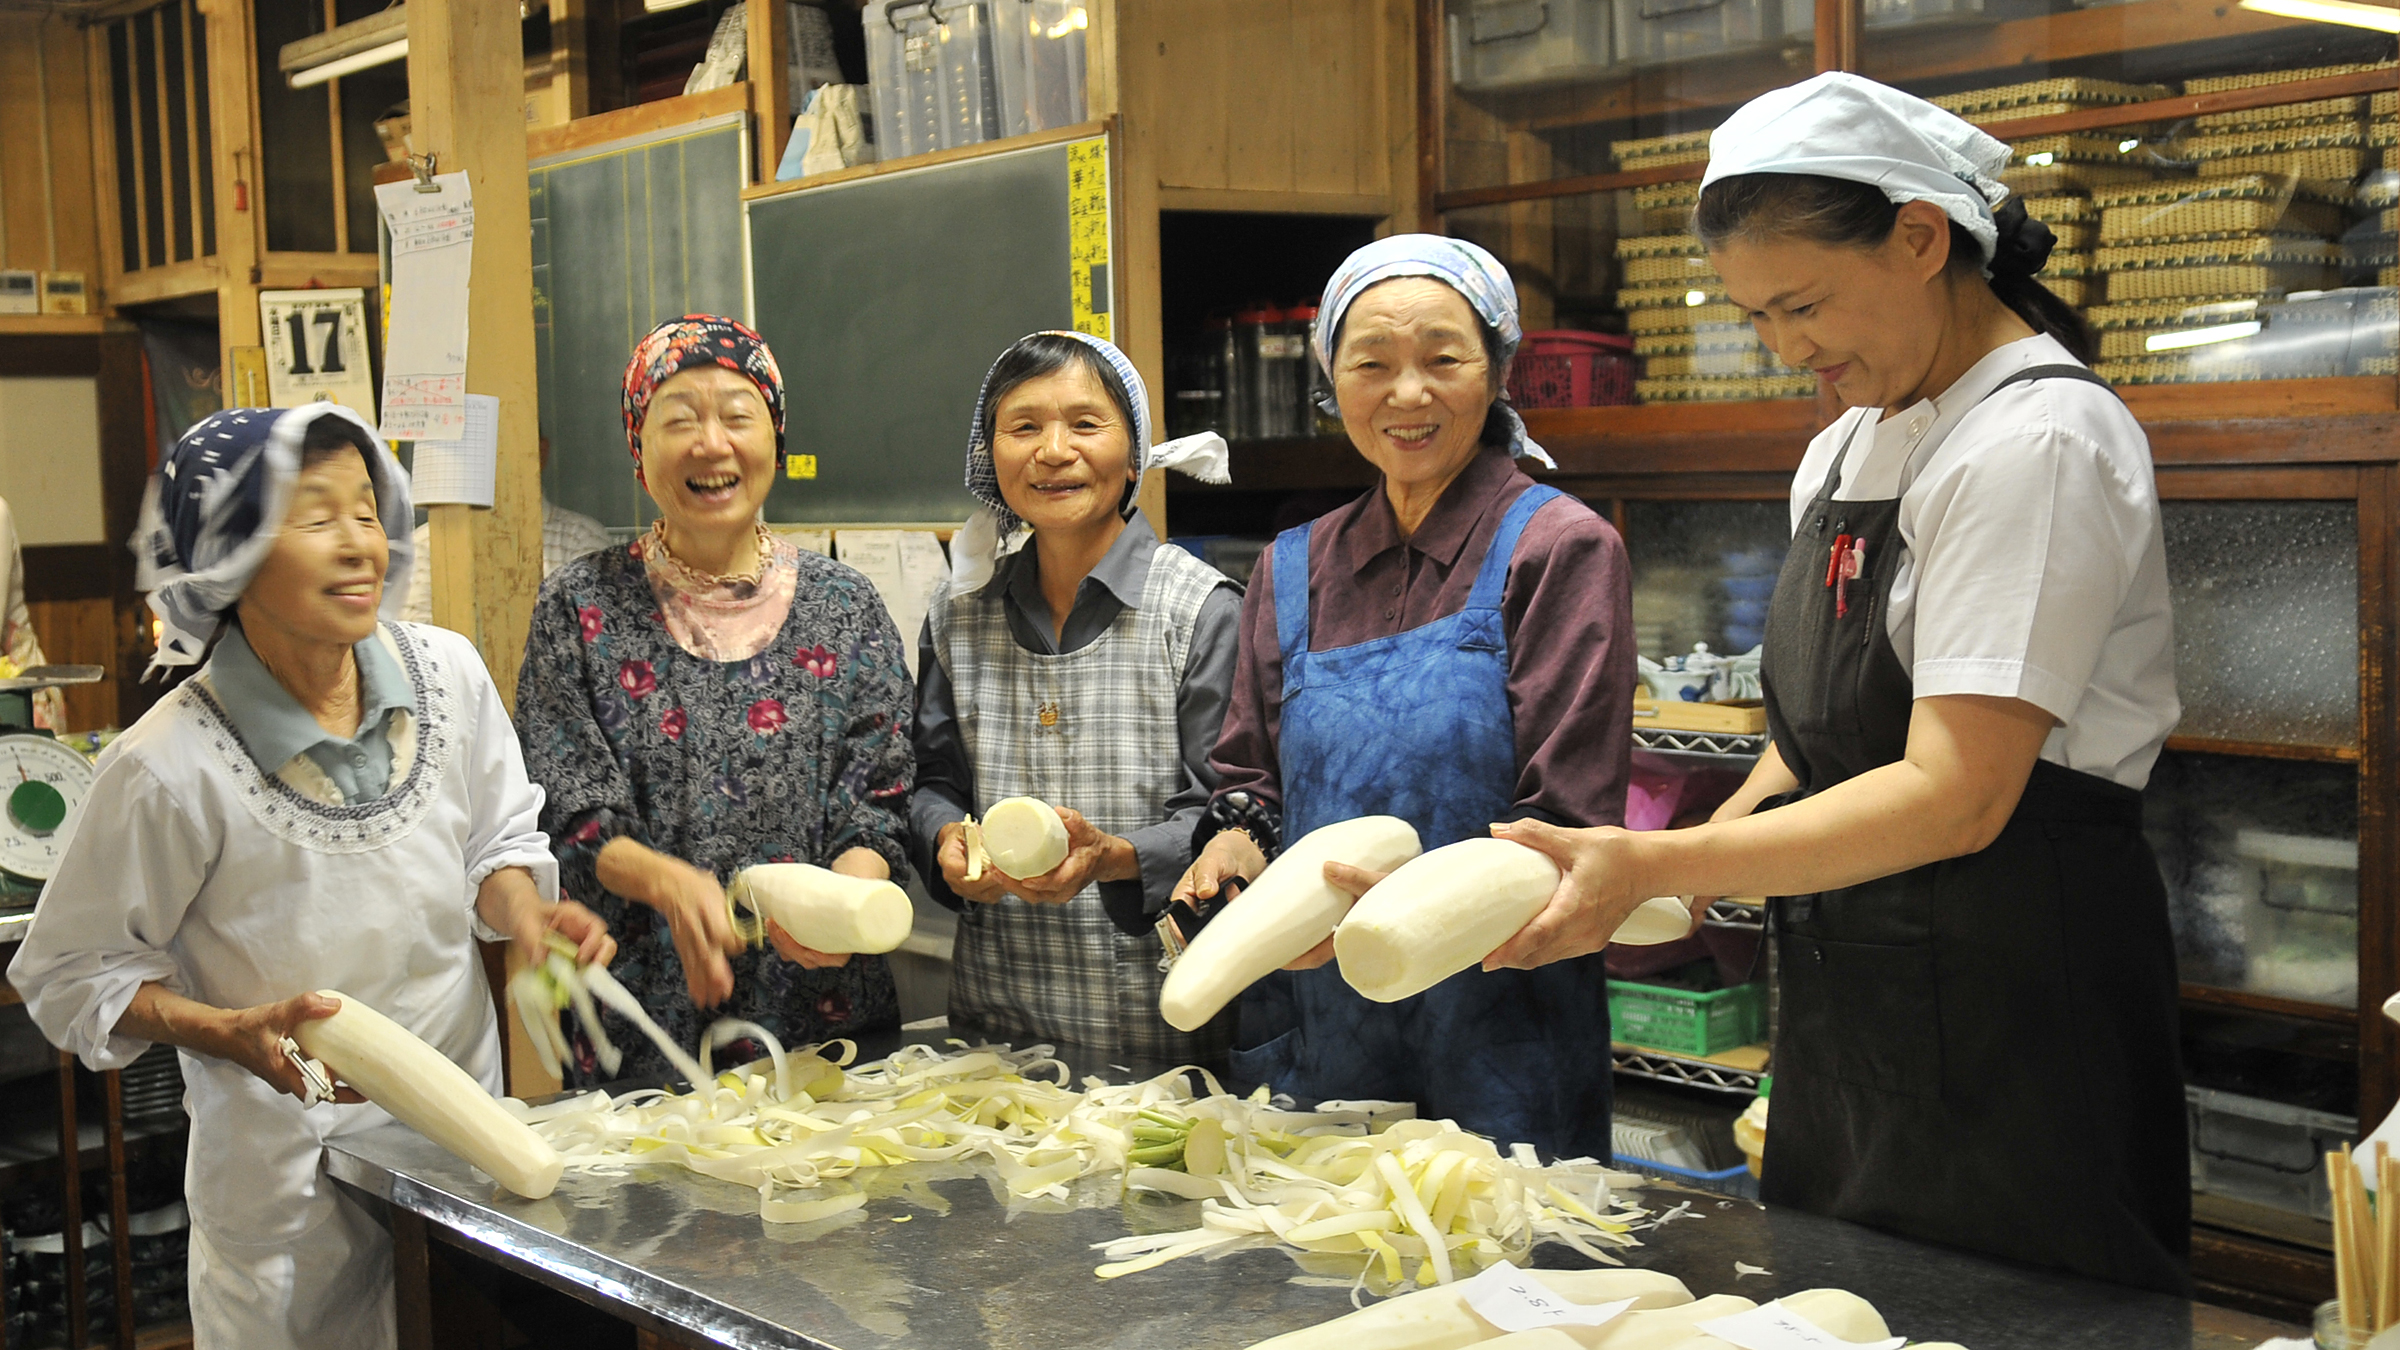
1456;1262;1639;1334
1694;1300;1907;1350
410;394;500;507
374;171;475;441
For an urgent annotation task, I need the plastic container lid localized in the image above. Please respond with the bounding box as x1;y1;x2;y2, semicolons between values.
1522;328;1635;353
1234;304;1283;325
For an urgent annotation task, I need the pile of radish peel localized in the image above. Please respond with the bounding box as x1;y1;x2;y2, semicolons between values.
506;994;1645;1283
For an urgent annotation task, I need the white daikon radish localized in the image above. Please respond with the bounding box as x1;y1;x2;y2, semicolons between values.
983;796;1070;878
1479;1333;1586;1350
1336;837;1560;1003
728;863;912;954
1767;1290;1891;1342
1666;1291;1893;1350
292;990;563;1200
1243;1268;1691;1350
1159;815;1423;1032
1580;1295;1760;1349
1611;896;1698;946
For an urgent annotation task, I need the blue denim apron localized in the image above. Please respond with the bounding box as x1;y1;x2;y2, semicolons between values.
1230;484;1613;1160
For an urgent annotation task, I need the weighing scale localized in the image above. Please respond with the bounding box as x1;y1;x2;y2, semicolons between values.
0;666;104;904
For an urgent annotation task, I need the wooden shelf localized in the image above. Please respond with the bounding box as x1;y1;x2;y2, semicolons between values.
1433;0;2380;210
2181;981;2359;1026
0;314;125;336
2166;735;2360;764
527;83;752;164
740;119;1112;202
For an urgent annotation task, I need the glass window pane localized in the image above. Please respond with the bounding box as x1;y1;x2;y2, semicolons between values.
2146;750;2357;1007
2163;500;2356;749
1623;499;1790;661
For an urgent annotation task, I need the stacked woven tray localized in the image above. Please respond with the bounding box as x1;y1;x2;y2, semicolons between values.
1633;181;1702;236
1613;233;1800;400
1613;130;1714;173
1931;77;2170;128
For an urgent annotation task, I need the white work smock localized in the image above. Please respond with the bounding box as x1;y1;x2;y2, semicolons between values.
1789;332;2179;789
7;621;557;1350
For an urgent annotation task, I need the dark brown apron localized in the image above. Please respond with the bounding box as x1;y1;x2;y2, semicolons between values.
1757;365;2191;1295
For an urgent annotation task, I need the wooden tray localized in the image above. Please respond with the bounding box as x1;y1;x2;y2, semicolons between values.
1633;697;1769;734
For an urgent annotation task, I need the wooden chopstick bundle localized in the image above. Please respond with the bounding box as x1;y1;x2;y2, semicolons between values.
2327;1142;2399;1340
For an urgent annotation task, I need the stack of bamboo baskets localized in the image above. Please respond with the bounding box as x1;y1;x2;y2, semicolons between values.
1611;170;1808;402
2085;62;2390;383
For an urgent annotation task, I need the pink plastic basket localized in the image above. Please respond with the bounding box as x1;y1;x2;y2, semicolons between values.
1508;330;1636;409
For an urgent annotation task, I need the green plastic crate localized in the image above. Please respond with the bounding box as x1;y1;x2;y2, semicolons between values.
1608;978;1766;1057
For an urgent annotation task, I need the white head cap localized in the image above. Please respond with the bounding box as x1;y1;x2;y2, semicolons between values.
1701;72;2014;267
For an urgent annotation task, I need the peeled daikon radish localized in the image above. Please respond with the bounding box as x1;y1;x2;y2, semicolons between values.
1480;1333;1587;1350
292;991;562;1200
1612;896;1698;946
1243;1268;1691;1350
983;796;1070;878
1768;1291;1891;1342
1159;815;1422;1032
728;863;912;954
1335;836;1560;1003
1581;1295;1760;1349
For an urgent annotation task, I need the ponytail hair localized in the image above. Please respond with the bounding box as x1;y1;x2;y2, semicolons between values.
1693;173;2096;365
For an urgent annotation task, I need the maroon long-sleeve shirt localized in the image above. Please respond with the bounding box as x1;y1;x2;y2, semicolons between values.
1209;447;1637;832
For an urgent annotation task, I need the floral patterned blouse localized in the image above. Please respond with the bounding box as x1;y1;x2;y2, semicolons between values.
515;538;916;1087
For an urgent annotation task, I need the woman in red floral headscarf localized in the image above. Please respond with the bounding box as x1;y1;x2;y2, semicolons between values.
514;315;915;1086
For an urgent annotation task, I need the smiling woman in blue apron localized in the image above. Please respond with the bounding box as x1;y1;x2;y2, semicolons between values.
1176;235;1639;1161
1486;74;2188;1293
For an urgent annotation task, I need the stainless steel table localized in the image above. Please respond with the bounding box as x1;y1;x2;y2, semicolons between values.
325;1037;2304;1350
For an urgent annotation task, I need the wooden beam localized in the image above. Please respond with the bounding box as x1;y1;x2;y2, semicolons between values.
745;0;787;184
407;0;544;708
2359;467;2399;1133
525;81;748;161
198;0;262;399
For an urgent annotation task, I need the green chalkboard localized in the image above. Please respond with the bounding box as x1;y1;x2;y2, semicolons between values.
531;115;749;531
744;135;1105;523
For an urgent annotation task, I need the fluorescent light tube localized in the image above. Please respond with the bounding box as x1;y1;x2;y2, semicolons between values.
2237;0;2399;31
2146;320;2263;352
289;38;407;88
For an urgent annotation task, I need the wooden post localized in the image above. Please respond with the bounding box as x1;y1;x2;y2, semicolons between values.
747;0;789;184
406;0;545;708
102;1071;133;1350
57;1052;86;1349
198;0;263;403
1102;2;1168;540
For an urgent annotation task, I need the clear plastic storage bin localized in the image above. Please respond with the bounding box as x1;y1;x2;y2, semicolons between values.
865;0;1006;159
2237;828;2359;1006
1614;0;1795;68
989;0;1088;135
1450;0;1612;90
2187;1085;2355;1221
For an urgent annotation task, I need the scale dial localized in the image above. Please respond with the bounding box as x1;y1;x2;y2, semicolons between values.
0;734;95;883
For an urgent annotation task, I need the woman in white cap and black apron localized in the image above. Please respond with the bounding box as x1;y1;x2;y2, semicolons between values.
1486;72;2187;1292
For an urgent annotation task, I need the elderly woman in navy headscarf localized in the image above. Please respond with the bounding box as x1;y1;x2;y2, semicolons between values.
8;403;612;1350
1172;237;1638;1159
912;330;1240;1062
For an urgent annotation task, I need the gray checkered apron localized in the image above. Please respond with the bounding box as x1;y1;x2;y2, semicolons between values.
932;541;1232;1061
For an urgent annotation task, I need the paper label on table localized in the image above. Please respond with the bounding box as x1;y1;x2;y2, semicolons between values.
834;529;949;679
410;395;499;507
374;171;474;441
1695;1300;1906;1350
1458;1261;1638;1333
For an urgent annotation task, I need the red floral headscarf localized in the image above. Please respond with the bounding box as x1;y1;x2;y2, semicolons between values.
620;315;785;481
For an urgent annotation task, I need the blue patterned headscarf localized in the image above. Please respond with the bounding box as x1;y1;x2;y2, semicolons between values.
953;331;1226;593
1311;234;1554;469
134;402;414;674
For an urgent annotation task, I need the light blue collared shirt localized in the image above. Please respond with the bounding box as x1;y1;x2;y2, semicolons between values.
210;625;415;803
